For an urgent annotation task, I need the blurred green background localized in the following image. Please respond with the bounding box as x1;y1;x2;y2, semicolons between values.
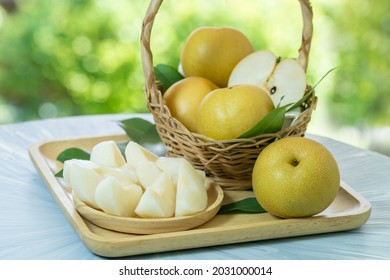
0;0;389;155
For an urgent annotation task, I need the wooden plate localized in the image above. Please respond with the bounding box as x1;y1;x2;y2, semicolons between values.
29;134;372;257
72;178;224;234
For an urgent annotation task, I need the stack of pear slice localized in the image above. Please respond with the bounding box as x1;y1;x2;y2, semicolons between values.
63;140;208;218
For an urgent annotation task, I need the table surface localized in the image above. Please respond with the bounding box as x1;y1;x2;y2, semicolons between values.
0;113;389;260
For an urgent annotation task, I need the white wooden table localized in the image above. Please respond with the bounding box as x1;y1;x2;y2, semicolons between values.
0;114;389;259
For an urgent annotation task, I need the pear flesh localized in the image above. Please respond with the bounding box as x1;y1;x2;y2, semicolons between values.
95;166;138;185
175;159;208;217
135;172;176;218
228;50;277;87
95;176;143;217
228;50;307;107
66;159;103;209
135;160;163;189
155;156;183;185
65;140;209;219
63;158;77;187
90;140;126;168
125;141;158;169
266;58;307;107
156;156;206;185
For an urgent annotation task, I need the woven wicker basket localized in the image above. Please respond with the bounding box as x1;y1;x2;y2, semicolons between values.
141;0;315;190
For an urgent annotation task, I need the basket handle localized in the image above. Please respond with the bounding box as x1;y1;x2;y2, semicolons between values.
141;0;313;102
297;0;313;73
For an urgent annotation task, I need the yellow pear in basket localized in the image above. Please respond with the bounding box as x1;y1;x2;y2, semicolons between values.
90;140;126;168
65;159;103;209
135;160;163;189
228;50;306;107
181;26;254;87
124;141;158;169
135;172;176;218
163;76;218;132
175;158;208;217
252;137;340;218
95;176;143;217
197;85;274;140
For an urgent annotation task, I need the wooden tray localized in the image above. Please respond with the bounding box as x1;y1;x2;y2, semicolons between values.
29;134;372;258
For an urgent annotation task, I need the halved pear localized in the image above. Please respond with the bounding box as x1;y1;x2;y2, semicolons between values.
265;58;306;107
135;160;163;189
67;159;103;209
228;51;306;107
124;141;158;169
175;159;207;217
228;50;277;87
90;140;126;168
95;176;143;217
135;172;176;218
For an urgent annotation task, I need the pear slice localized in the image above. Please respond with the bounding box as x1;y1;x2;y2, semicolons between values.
95;176;143;217
95;166;138;185
266;58;306;107
155;156;184;185
175;159;207;217
63;158;77;187
135;172;176;218
135;160;163;189
228;50;277;88
156;157;206;185
90;140;126;168
125;141;158;169
196;169;206;180
67;159;103;209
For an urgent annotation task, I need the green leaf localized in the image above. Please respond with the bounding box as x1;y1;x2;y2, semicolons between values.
56;147;90;163
239;105;289;138
286;90;313;112
218;197;266;214
154;64;184;91
55;147;90;178
117;117;161;145
116;140;129;157
241;67;333;139
54;169;63;178
239;67;337;139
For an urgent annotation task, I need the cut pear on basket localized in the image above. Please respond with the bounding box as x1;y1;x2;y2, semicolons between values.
228;50;307;107
228;50;277;88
